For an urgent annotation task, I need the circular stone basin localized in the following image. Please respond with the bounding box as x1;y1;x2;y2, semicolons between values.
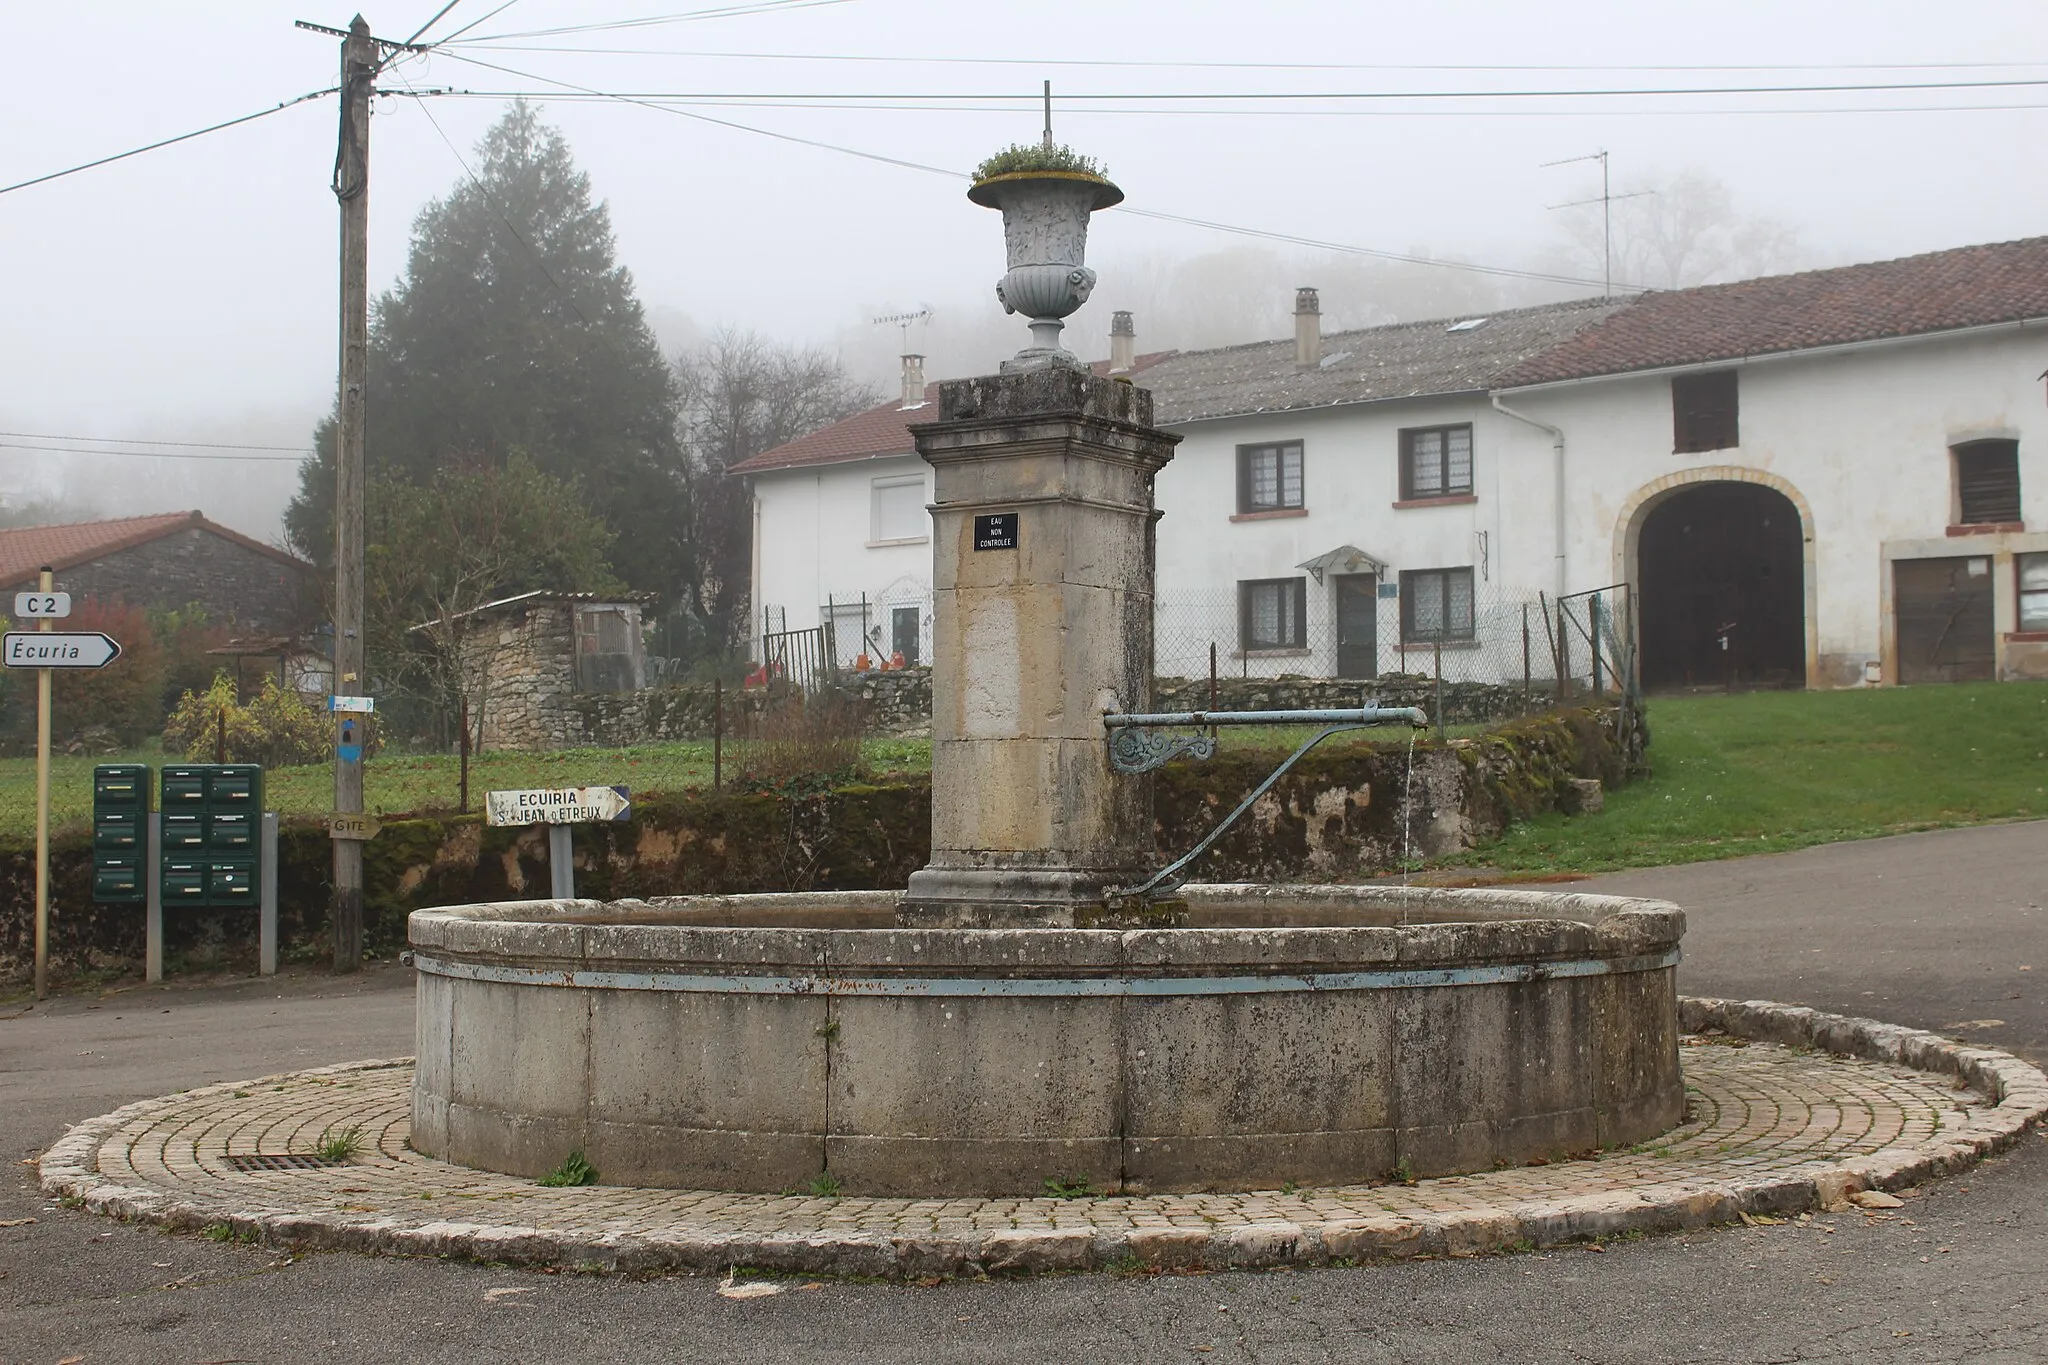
409;885;1685;1198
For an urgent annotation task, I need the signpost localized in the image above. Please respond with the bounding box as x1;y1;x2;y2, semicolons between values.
2;631;122;670
484;786;632;898
1;569;123;999
12;590;71;619
326;812;382;841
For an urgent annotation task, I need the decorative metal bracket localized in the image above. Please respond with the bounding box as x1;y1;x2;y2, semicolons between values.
1102;704;1429;901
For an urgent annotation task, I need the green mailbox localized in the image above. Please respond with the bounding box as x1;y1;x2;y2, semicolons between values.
92;764;151;904
157;764;264;908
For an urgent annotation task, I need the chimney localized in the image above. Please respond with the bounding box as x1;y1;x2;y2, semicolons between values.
1108;310;1136;373
1294;286;1321;368
899;354;926;408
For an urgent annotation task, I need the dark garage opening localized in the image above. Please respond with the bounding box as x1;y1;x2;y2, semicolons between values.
1638;482;1805;691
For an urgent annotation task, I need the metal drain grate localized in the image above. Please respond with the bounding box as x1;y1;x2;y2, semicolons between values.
224;1153;336;1173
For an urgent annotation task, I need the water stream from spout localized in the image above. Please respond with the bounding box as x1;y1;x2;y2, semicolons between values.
1400;728;1418;889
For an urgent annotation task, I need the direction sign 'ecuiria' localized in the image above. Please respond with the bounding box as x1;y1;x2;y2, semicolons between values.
484;785;632;828
3;632;122;669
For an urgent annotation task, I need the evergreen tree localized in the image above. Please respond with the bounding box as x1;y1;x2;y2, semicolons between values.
286;101;686;596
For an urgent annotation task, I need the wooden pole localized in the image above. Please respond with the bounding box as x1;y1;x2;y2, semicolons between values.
330;17;377;972
713;677;724;792
33;567;53;1001
458;694;470;814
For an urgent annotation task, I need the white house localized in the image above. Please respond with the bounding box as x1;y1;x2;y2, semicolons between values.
734;237;2048;690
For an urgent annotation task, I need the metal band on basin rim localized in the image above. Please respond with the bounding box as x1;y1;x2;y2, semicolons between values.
410;884;1686;1198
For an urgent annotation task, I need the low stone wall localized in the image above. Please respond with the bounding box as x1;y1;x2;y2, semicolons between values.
505;668;1522;750
1154;674;1530;726
549;668;934;748
1;707;1633;983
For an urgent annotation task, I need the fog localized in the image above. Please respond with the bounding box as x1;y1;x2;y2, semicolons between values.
4;0;2042;540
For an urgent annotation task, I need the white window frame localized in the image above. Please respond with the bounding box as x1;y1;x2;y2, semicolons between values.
868;474;929;547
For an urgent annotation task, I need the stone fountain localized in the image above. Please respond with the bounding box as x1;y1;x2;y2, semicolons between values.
408;153;1686;1198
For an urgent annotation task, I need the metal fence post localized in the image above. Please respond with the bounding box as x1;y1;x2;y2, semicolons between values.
1433;637;1444;729
458;695;470;814
259;811;278;977
1521;603;1532;711
1590;592;1604;698
713;677;724;792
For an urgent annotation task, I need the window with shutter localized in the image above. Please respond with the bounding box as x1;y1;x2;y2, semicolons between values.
1672;371;1740;453
1954;440;2021;525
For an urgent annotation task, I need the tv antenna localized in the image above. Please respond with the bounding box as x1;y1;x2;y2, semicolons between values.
1540;150;1653;297
872;306;934;351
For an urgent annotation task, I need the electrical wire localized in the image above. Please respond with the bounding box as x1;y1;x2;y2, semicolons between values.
402;0;469;48
460;0;854;44
0;442;307;463
411;87;2048;118
370;75;2048;101
0;431;311;452
434;46;2048;74
0;89;337;197
422;53;1639;292
425;0;526;49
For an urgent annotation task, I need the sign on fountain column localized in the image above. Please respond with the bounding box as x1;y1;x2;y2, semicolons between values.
898;367;1180;927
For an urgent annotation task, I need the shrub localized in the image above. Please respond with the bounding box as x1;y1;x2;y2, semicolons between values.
163;673;337;767
50;597;166;748
972;141;1108;182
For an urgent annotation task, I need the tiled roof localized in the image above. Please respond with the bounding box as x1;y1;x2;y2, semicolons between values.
729;353;1176;475
1498;236;2048;388
1138;298;1628;424
0;510;309;589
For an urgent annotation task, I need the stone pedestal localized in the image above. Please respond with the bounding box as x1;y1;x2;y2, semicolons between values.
898;368;1180;927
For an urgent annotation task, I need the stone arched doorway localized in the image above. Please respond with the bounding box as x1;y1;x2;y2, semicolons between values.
1634;481;1807;690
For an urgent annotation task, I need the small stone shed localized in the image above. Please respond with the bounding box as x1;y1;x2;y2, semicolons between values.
435;591;655;750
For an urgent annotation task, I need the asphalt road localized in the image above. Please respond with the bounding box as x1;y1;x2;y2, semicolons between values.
0;821;2041;1365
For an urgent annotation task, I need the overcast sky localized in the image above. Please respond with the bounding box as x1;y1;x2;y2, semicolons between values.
3;0;2044;537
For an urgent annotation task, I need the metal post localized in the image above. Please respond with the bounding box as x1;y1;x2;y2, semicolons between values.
547;823;575;899
1557;603;1572;702
1590;593;1605;698
145;810;162;984
259;812;278;977
1433;637;1444;730
1521;603;1532;711
330;16;377;973
458;695;470;814
1208;641;1218;742
33;567;52;1001
712;677;724;792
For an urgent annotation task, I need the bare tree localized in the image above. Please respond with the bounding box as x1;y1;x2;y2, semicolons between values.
1550;170;1804;290
673;330;878;661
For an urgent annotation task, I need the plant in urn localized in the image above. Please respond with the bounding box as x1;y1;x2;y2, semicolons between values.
968;140;1123;372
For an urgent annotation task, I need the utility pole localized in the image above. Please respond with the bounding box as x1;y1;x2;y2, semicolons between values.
332;15;376;971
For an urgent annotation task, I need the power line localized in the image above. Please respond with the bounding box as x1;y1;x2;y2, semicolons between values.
412;87;2048;118
0;89;337;197
0;430;311;452
0;442;307;463
426;52;1636;293
462;0;854;44
439;45;2048;74
423;0;525;48
381;74;2048;101
402;0;469;48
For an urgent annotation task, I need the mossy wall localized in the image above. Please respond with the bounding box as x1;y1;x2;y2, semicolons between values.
0;708;1630;983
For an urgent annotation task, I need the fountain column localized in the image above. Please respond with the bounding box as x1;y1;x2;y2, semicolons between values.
898;368;1180;927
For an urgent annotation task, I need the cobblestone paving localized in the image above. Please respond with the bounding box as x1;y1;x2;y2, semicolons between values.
40;1009;2048;1276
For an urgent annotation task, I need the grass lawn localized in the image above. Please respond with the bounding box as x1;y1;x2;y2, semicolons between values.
0;736;935;837
1464;681;2048;873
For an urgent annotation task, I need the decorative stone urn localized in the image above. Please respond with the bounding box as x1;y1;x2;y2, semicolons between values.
967;168;1124;371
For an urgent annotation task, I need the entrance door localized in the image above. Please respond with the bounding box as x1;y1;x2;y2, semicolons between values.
1638;482;1806;690
1334;573;1378;679
1894;556;1995;684
890;605;921;666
